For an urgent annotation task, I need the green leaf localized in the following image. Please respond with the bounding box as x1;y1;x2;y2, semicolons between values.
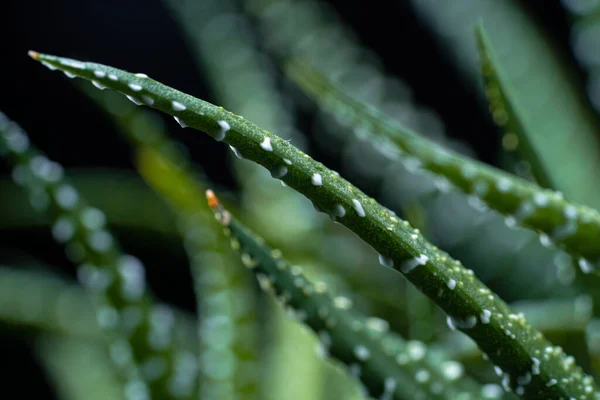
205;190;486;399
410;0;600;210
474;23;554;189
0;110;197;400
283;58;600;274
78;75;262;398
241;0;582;308
36;335;125;400
0;266;101;339
30;52;600;398
441;296;594;361
135;145;262;399
564;0;600;115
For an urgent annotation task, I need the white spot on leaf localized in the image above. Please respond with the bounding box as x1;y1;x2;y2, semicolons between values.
311;173;322;186
352;199;365;217
171;101;186;111
260;137;273;151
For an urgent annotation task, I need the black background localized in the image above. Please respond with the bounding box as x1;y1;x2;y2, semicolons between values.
0;0;581;397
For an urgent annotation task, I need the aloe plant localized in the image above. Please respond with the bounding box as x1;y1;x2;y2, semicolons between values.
4;3;600;400
24;50;600;398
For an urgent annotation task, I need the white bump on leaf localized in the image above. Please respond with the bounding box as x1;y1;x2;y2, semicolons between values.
311;173;322;186
171;101;186;111
260;137;273;151
352;199;365;217
128;83;142;92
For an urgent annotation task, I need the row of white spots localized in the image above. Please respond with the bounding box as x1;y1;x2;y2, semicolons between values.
230;235;417;399
215;140;483;400
1;108;188;394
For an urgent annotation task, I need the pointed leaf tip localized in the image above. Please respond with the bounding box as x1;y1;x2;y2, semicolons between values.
206;189;231;226
28;51;39;60
205;189;219;208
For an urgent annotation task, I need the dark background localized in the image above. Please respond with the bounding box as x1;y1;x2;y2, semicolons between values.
0;0;581;397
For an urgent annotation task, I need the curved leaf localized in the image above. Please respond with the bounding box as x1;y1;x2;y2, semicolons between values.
0;110;197;400
205;190;488;400
78;78;262;398
284;58;600;273
136;145;262;399
410;0;600;209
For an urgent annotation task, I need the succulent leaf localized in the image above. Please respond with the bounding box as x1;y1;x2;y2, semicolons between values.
0;110;196;400
284;58;600;273
474;24;554;189
205;190;487;400
78;79;262;399
136;145;261;399
410;0;600;209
